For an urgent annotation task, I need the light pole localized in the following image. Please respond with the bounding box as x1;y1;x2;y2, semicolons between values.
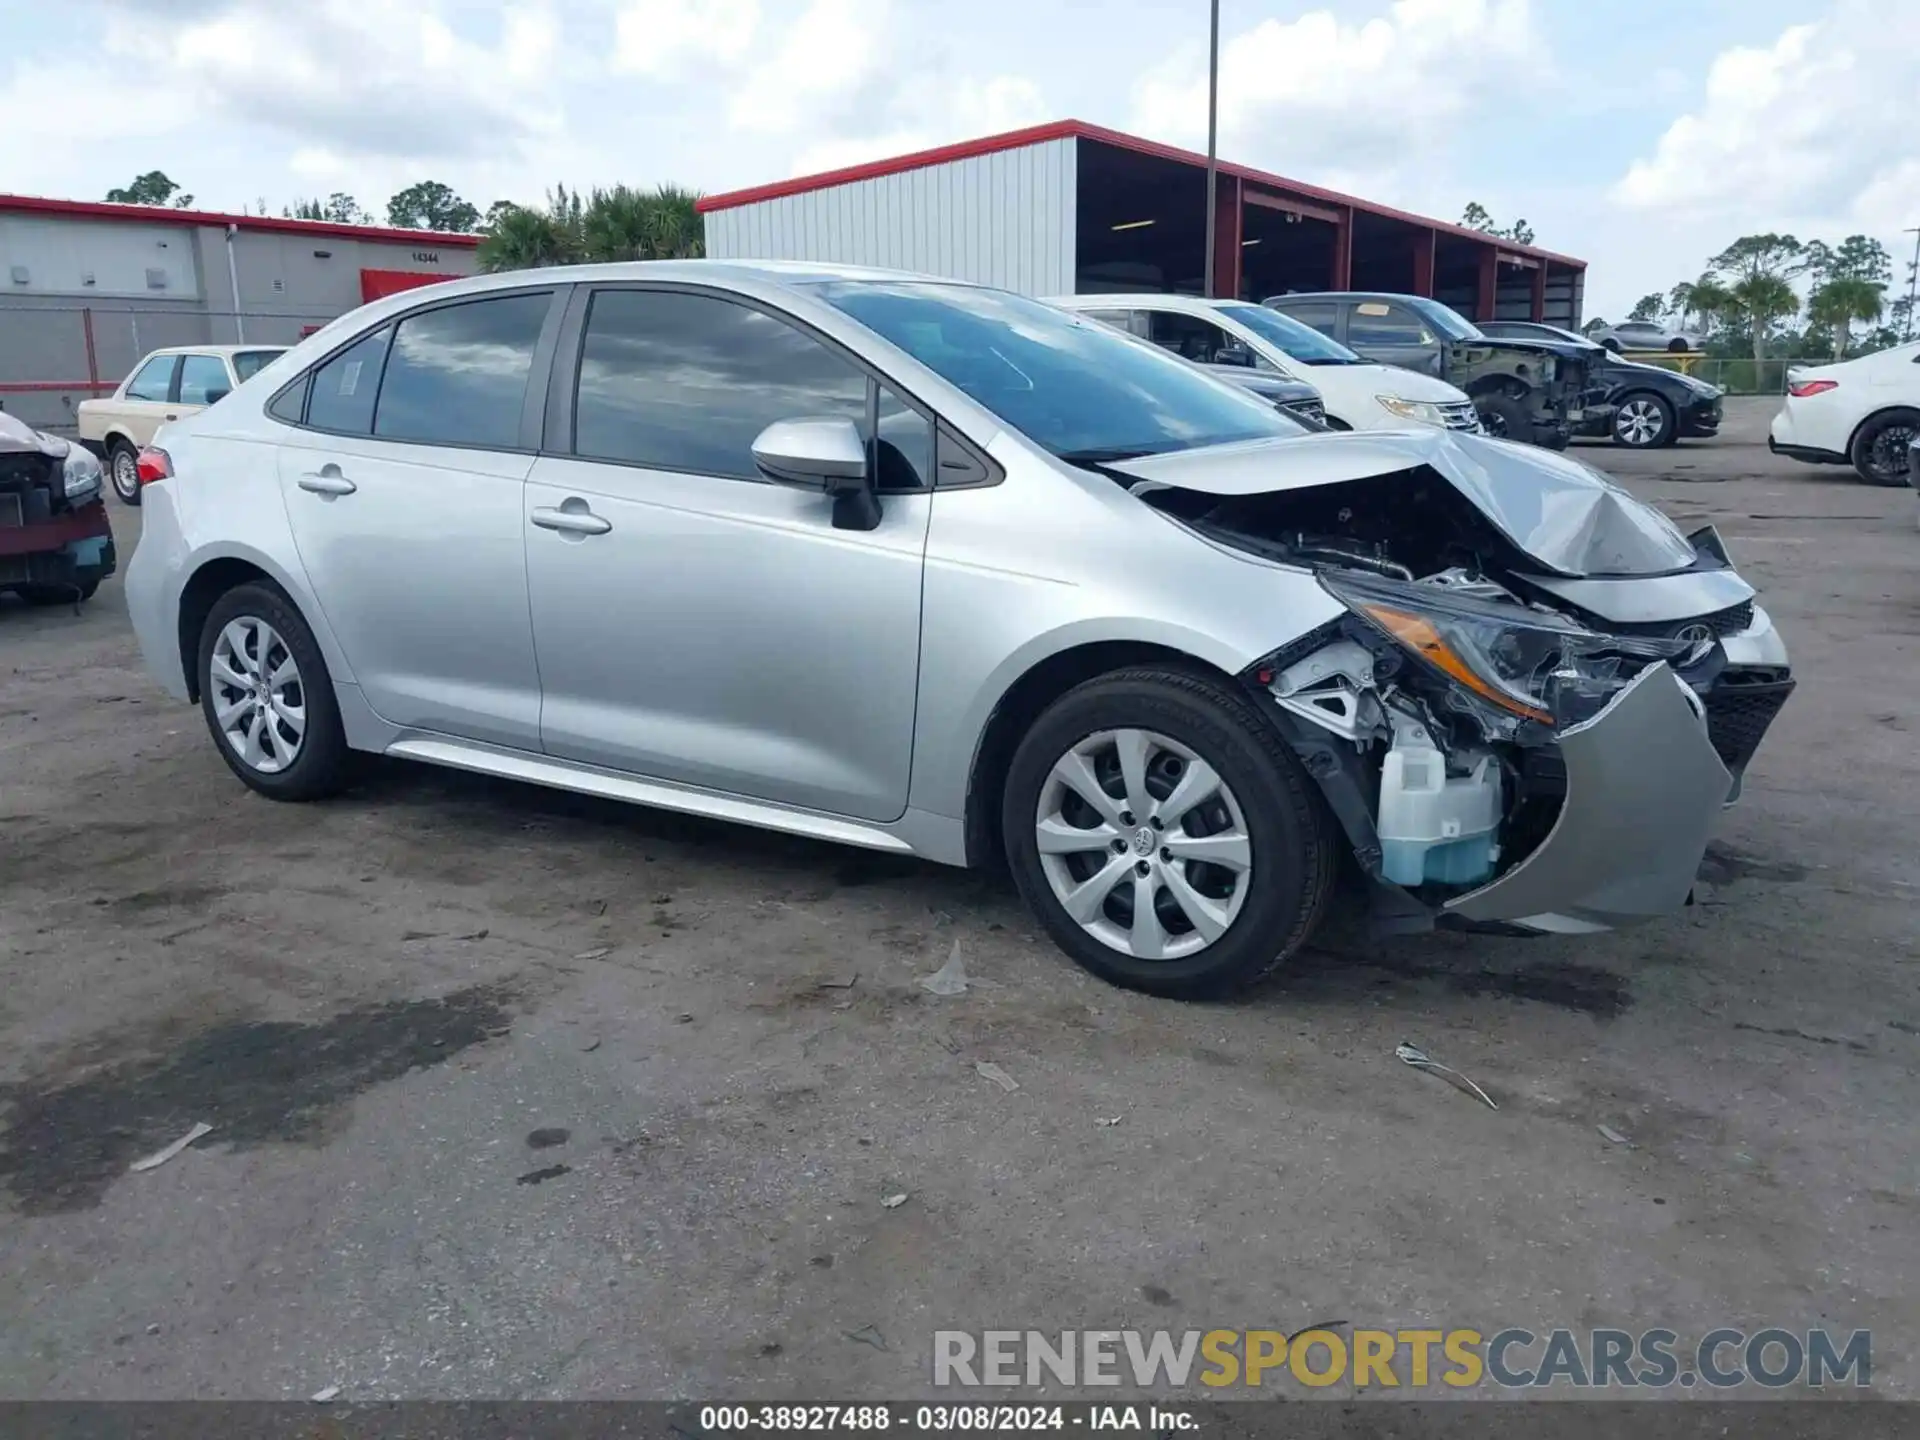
1904;226;1919;341
1203;0;1220;297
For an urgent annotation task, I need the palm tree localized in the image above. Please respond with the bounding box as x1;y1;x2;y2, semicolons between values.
1670;276;1733;334
1807;278;1886;359
640;184;703;259
477;202;582;273
1728;274;1798;361
580;184;705;261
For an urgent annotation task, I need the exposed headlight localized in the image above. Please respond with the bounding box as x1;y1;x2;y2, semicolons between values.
1319;569;1690;727
62;446;103;503
1376;396;1448;427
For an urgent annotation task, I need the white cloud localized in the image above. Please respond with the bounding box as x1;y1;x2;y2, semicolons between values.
787;75;1048;176
1130;0;1548;176
612;0;759;77
1612;1;1920;250
728;0;885;134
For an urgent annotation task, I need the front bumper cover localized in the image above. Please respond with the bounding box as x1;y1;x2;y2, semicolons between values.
1445;663;1730;930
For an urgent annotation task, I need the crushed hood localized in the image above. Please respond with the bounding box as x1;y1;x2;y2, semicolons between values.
0;412;67;458
1108;429;1700;578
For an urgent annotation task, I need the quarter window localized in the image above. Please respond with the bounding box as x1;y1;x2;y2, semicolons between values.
177;354;231;406
373;293;551;448
307;326;393;435
125;355;176;403
572;290;871;481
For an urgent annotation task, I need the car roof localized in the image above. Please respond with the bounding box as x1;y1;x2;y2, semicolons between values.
150;343;289;357
1267;292;1424;304
347;258;970;303
1047;293;1250;310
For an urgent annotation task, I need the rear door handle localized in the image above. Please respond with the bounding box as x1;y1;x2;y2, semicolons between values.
298;469;357;496
531;505;611;536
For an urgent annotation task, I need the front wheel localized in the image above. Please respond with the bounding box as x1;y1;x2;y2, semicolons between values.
1613;393;1675;448
1849;410;1918;487
197;582;351;801
1474;392;1531;442
1002;668;1337;998
107;439;143;506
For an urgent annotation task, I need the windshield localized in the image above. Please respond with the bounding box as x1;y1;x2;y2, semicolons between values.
1215;303;1365;366
816;282;1301;461
1405;297;1483;342
232;349;287;381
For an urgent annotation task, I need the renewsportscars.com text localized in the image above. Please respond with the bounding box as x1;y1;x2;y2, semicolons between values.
933;1327;1871;1391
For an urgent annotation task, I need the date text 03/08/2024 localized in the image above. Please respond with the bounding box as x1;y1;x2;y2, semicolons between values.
697;1406;1186;1432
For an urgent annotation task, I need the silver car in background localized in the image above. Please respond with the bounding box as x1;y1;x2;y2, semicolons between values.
124;262;1793;998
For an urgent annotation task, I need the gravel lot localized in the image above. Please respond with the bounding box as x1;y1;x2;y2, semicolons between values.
2;398;1915;1401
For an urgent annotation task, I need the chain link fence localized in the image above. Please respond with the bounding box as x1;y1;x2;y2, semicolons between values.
1607;353;1796;396
0;305;335;435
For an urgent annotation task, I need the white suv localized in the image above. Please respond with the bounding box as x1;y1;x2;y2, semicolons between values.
1049;293;1480;434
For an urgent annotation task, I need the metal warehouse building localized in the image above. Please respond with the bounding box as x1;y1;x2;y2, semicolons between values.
0;196;480;434
702;120;1585;321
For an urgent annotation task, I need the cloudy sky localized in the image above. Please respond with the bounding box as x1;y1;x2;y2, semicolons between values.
3;0;1914;317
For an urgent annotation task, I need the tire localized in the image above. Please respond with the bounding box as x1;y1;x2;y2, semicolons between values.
1848;409;1919;487
197;581;350;801
1666;338;1690;354
1612;392;1675;448
107;439;143;507
1474;392;1531;443
1001;667;1337;999
1601;337;1623;353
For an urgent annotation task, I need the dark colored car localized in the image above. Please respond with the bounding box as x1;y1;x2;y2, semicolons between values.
1480;321;1724;448
1264;292;1599;449
1210;368;1329;429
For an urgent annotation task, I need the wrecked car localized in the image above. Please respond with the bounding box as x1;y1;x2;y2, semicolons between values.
0;412;116;606
124;265;1791;999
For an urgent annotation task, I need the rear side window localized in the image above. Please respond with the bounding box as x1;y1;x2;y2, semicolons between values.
177;354;230;405
373;293;551;449
307;326;393;434
125;355;176;402
572;289;870;481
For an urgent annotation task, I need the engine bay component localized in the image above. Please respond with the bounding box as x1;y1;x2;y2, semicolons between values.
1376;712;1503;887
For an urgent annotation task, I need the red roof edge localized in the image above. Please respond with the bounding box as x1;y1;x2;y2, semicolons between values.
697;118;1584;271
0;193;481;248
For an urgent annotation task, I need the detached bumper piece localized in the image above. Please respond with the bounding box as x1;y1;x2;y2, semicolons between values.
1701;672;1795;777
1444;664;1732;930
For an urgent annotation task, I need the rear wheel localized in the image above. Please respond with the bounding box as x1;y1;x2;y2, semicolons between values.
1002;668;1336;999
1849;410;1918;487
1666;338;1690;353
1601;337;1623;353
107;439;142;506
197;582;350;801
1612;392;1675;448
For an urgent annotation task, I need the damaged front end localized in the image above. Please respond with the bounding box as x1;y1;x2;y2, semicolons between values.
1114;429;1794;936
0;413;116;602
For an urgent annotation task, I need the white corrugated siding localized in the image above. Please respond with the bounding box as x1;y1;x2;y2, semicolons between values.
703;137;1077;296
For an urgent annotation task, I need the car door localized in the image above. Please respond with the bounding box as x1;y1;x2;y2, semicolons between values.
1344;300;1445;375
523;285;932;822
112;353;182;446
273;287;561;750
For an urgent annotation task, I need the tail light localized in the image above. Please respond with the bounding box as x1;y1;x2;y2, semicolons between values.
135;446;173;485
1788;379;1838;398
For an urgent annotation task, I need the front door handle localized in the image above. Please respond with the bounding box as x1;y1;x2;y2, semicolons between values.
298;468;357;496
531;505;612;537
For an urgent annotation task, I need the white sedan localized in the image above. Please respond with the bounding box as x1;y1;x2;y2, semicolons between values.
1047;293;1481;435
1768;341;1920;486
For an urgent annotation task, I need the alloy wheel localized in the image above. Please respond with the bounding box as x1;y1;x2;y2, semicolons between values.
111;448;140;502
1615;398;1667;446
209;617;306;774
1034;728;1253;960
1866;423;1916;483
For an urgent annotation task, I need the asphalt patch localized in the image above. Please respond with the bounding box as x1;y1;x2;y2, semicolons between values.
1697;843;1809;887
0;984;516;1215
1289;948;1632;1019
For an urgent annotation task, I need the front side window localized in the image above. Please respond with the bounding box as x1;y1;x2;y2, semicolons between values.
1406;297;1483;342
1146;311;1254;367
816;281;1294;462
573;289;870;480
307;326;393;435
1216;304;1363;366
125;355;176;402
177;354;231;406
373;293;551;449
1348;302;1435;347
872;385;933;490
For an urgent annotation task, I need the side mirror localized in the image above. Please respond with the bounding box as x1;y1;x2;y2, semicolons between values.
1215;347;1254;368
751;417;880;531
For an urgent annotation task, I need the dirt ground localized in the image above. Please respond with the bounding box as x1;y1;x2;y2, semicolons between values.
1;399;1915;1401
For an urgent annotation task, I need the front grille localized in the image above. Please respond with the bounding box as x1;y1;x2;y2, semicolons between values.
1438;401;1481;431
1611;600;1755;641
1701;676;1794;774
1282;399;1326;426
